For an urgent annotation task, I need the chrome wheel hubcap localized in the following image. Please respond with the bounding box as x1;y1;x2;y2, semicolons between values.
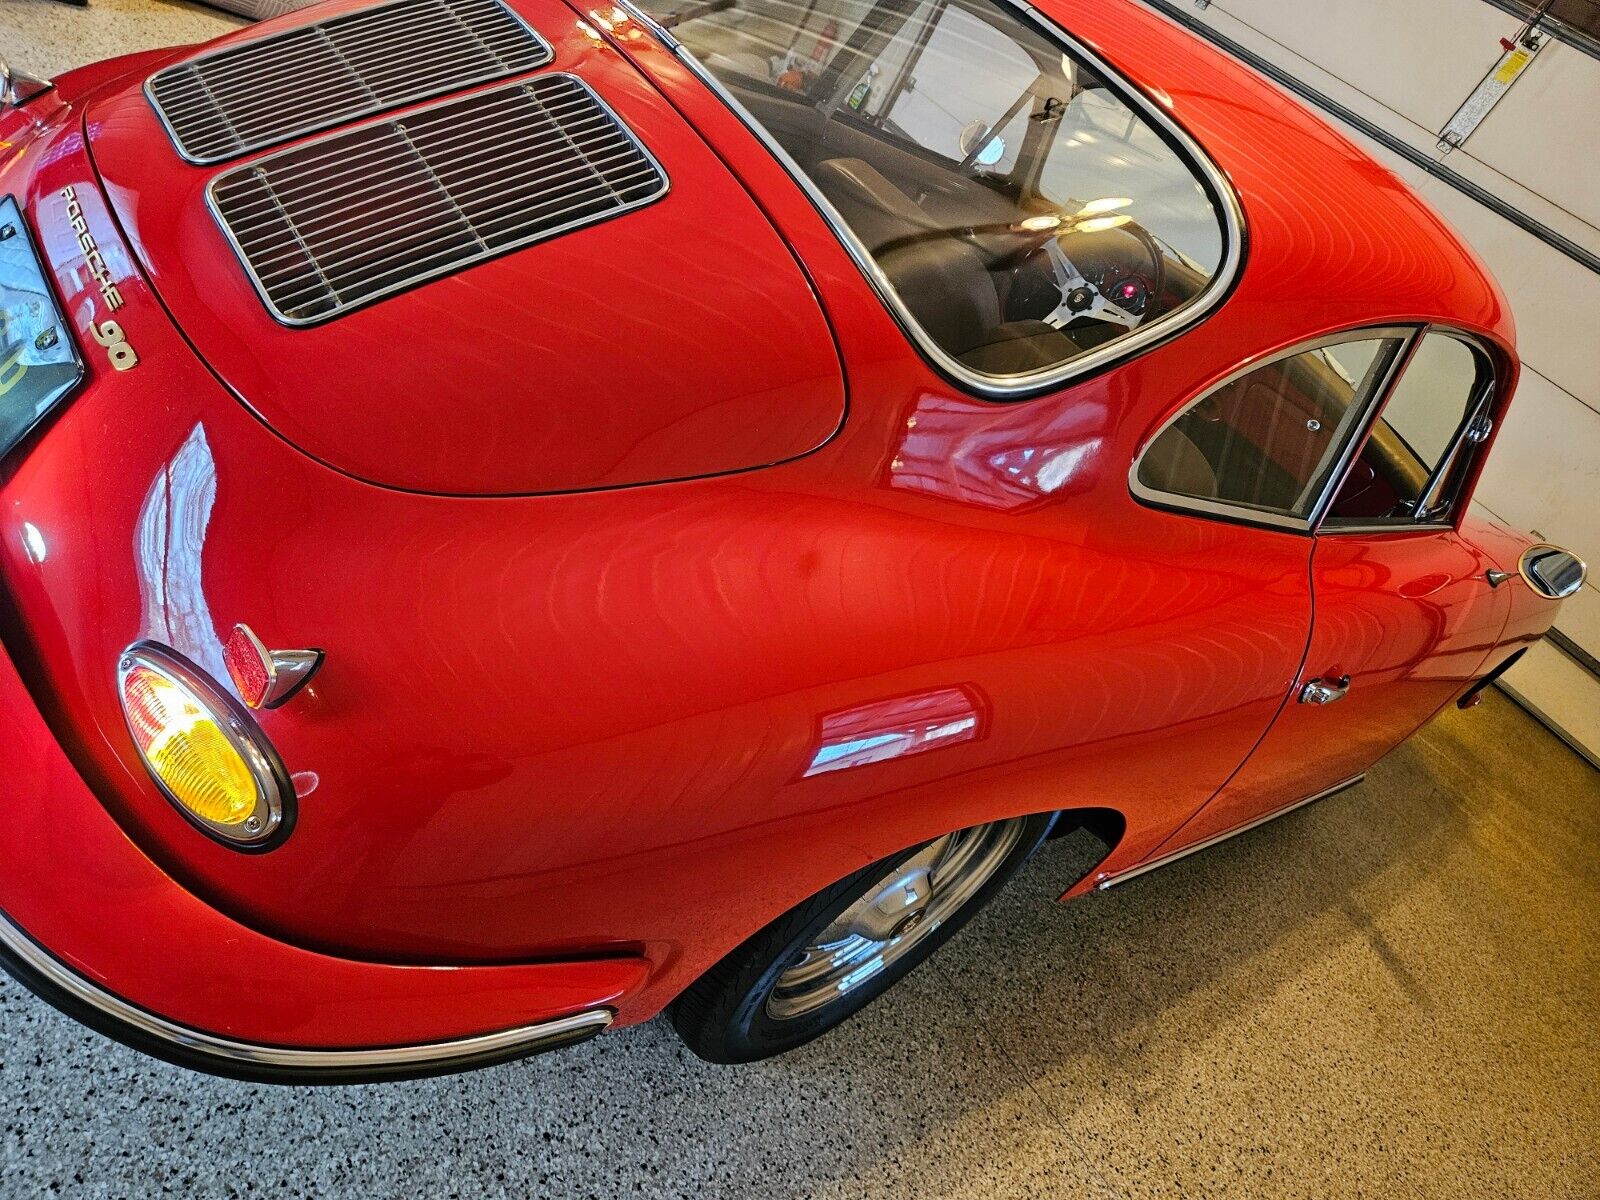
764;818;1028;1021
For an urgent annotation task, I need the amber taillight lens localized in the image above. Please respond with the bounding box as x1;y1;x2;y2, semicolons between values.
117;644;291;849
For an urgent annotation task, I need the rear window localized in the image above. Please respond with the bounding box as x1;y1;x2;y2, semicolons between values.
637;0;1235;393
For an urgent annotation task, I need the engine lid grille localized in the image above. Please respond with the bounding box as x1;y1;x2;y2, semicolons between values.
208;74;669;325
147;0;553;165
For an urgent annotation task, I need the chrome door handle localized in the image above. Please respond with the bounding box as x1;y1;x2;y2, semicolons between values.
1298;675;1351;705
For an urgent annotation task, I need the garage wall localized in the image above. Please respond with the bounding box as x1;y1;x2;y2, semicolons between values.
1137;0;1600;764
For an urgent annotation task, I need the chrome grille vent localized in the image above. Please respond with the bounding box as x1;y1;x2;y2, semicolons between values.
147;0;553;164
209;75;669;325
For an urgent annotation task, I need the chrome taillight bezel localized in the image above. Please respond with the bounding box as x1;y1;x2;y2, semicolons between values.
117;641;295;851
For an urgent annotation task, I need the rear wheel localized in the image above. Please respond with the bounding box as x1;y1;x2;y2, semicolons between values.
670;812;1054;1063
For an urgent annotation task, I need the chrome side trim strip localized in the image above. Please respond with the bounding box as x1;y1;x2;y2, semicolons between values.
610;0;1246;401
0;906;612;1076
1095;773;1366;889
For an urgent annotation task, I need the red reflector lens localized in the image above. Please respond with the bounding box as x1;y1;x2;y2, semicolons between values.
223;624;272;709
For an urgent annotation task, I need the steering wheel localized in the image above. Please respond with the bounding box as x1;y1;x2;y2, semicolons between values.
1038;220;1165;333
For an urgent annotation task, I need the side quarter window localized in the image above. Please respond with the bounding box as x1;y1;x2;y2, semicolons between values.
1133;335;1405;526
1325;332;1494;526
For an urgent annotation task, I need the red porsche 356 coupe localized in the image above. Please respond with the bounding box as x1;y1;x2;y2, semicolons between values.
0;0;1584;1080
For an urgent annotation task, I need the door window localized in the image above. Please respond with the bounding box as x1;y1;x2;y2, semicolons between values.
1133;335;1405;525
1326;333;1494;525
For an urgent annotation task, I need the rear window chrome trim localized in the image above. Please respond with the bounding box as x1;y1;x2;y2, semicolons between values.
615;0;1245;401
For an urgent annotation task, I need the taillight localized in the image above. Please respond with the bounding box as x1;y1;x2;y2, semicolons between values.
117;643;293;849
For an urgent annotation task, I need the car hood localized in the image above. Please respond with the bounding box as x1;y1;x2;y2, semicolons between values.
82;2;844;496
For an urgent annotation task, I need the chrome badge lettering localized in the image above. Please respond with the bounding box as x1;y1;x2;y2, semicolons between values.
61;185;138;372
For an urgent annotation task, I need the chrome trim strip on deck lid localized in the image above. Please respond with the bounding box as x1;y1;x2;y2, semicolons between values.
206;73;670;325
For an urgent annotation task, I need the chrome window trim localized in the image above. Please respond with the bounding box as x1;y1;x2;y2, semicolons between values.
144;0;555;166
1128;326;1419;534
613;0;1245;401
1316;521;1452;537
1320;326;1499;535
0;904;613;1076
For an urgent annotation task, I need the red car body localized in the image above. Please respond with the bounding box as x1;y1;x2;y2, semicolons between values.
0;0;1566;1080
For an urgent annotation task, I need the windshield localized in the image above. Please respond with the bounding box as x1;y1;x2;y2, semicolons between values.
635;0;1232;391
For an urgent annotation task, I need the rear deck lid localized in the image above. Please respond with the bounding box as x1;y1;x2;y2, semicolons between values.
84;2;844;495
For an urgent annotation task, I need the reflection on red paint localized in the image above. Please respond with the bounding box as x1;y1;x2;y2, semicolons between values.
891;392;1109;511
805;686;983;777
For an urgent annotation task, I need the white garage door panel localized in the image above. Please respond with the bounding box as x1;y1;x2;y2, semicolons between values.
1425;139;1599;262
1465;40;1600;232
1502;642;1600;768
1551;577;1600;653
1402;171;1600;407
1210;0;1517;132
1475;370;1600;570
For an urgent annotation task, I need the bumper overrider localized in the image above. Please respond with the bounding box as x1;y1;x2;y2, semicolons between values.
0;634;644;1083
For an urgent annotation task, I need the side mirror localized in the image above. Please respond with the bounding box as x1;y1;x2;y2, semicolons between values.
1520;544;1587;600
958;120;1005;167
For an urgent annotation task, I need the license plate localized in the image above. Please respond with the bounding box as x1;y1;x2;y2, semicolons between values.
0;195;84;458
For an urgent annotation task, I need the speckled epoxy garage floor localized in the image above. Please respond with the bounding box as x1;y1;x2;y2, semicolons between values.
3;4;1599;1195
3;692;1596;1200
0;0;241;77
2;685;1596;1200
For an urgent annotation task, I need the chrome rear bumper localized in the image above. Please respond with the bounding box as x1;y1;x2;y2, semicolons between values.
0;907;613;1084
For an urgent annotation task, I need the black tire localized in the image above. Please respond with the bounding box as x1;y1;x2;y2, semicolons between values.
670;812;1055;1064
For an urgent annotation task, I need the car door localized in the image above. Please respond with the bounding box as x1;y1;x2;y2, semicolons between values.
1144;329;1511;853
